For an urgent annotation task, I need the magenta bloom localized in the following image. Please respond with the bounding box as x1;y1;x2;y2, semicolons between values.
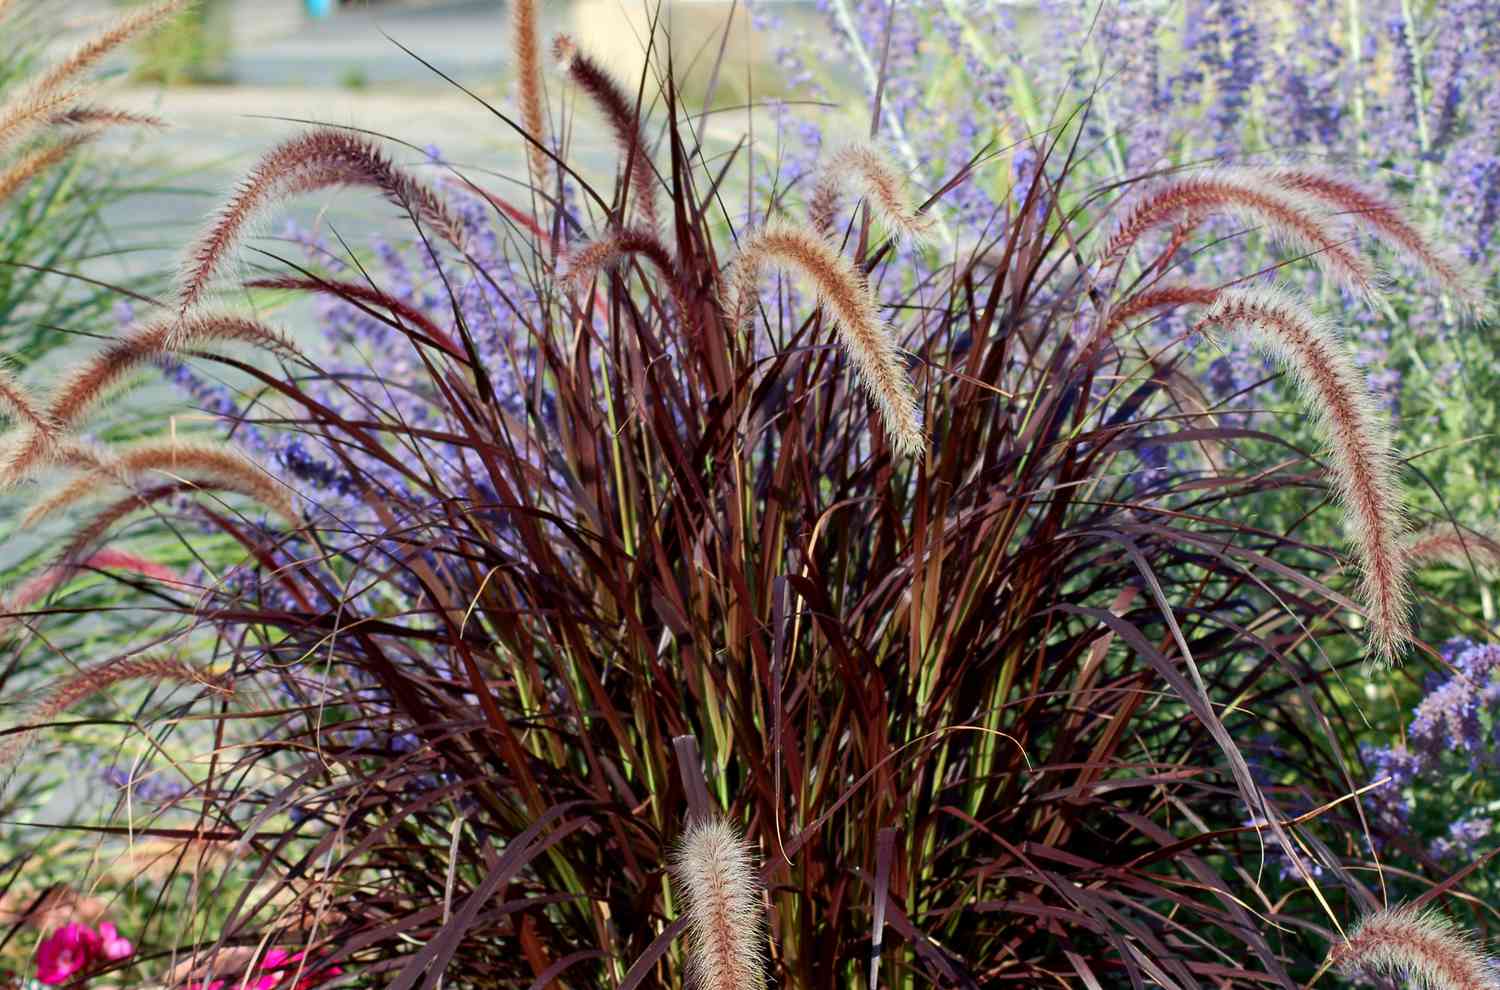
97;922;134;962
35;923;101;985
254;949;341;990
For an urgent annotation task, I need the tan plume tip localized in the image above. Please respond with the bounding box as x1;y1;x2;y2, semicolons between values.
1199;285;1410;662
0;363;56;438
1330;906;1500;990
1266;166;1488;317
0;365;60;487
551;34;578;72
809;141;935;245
561;226;676;288
177;128;466;314
551;33;658;229
0;653;232;775
0;85;86;160
30;0;194;98
512;0;548;183
1087;282;1222;353
1405;522;1500;572
0;133;94;208
23;439;299;531
669;817;768;990
40;312;296;438
51;106;166;130
0;550;181;639
1101;168;1378;300
728;220;924;455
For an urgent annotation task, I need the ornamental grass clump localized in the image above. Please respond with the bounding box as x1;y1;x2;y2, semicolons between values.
1330;906;1500;990
6;8;1500;990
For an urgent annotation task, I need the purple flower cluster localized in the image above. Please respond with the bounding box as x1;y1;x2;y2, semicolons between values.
754;0;1500;426
1363;641;1500;859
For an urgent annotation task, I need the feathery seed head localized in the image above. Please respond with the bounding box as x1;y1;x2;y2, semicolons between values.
0;653;231;777
1102;169;1378;301
551;33;658;229
810;141;935;246
41;312;295;439
177;129;465;314
1331;906;1500;990
1200;285;1410;662
1405;523;1500;573
0;133;95;207
29;0;194;98
669;817;767;990
729;219;924;455
1266;166;1489;318
22;439;299;531
512;0;548;183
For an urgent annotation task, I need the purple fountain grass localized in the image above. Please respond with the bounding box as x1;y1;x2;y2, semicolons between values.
0;132;94;206
1089;282;1223;352
0;653;232;775
22;439;299;530
0;0;188;155
552;33;658;230
1405;522;1500;572
0;549;182;639
1265;166;1488;315
1198;285;1411;662
1100;168;1378;300
1330;906;1500;990
0;85;86;158
511;0;548;186
176;128;468;316
808;140;934;245
727;219;923;455
0;311;297;487
26;0;193;100
49;310;298;427
669;818;767;990
50;106;166;131
245;275;466;358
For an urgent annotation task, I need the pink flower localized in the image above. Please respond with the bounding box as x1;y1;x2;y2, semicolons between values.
184;982;225;990
97;922;134;962
253;949;340;990
35;923;101;985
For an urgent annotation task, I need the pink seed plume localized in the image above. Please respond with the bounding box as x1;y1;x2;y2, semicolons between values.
1330;906;1500;990
0;550;182;639
809;140;935;245
0;132;94;207
51;106;166;130
1199;285;1410;662
60;311;296;426
1101;169;1377;300
177;128;467;315
512;0;549;185
28;0;193;99
1405;522;1500;572
1088;283;1222;353
0;0;187;155
669;817;767;990
23;439;299;531
552;34;658;230
728;220;924;455
1266;166;1487;316
0;653;232;774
